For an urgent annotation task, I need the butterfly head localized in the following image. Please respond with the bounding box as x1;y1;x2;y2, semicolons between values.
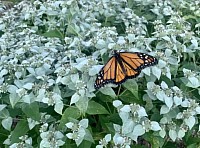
112;50;121;57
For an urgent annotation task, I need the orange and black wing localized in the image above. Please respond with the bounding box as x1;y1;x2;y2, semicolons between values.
115;58;140;84
94;52;158;89
119;52;158;78
94;56;117;89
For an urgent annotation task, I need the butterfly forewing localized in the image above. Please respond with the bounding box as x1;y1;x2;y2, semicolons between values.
120;53;144;69
119;52;158;70
94;56;116;89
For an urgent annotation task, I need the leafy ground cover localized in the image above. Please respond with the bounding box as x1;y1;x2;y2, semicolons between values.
0;0;200;147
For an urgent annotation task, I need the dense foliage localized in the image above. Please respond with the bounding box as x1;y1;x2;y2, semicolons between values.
0;0;200;147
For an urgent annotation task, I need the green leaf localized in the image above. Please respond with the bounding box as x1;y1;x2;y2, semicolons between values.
187;144;199;148
184;15;198;20
119;90;143;104
78;140;92;148
8;85;18;94
86;101;109;115
108;113;122;124
21;102;40;121
127;0;134;8
58;106;80;129
10;120;29;144
143;133;165;148
123;79;139;99
96;92;114;103
143;94;153;111
43;29;64;39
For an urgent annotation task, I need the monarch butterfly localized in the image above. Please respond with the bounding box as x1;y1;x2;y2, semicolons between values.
94;51;158;89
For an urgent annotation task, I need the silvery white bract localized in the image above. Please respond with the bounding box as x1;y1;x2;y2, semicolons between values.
96;134;111;148
65;119;92;146
113;100;161;142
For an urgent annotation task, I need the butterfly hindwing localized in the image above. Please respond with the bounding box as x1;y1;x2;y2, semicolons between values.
115;61;126;83
120;60;140;79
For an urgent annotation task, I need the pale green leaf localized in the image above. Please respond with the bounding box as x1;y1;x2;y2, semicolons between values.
169;129;177;141
142;67;151;76
132;124;145;136
89;65;102;76
23;83;34;90
79;119;88;128
178;129;185;139
173;96;182;106
2;117;12;131
76;96;88;114
164;96;173;109
187;77;200;88
184;116;195;130
7;85;18;94
151;121;161;131
156;91;165;101
137;107;147;117
159;129;166;138
160;105;170;114
100;87;116;98
55;100;64;115
9;93;21;108
71;73;79;83
84;129;95;143
0;105;7;111
70;92;80;105
152;66;161;79
122;120;134;134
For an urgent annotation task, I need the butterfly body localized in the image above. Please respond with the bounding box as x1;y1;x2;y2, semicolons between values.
113;52;127;74
94;51;158;89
